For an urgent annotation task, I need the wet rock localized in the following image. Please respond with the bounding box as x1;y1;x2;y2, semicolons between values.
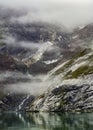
28;83;93;112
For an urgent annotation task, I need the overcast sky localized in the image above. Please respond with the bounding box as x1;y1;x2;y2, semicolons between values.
0;0;93;29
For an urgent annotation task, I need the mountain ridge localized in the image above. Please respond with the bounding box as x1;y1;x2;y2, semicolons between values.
0;13;93;111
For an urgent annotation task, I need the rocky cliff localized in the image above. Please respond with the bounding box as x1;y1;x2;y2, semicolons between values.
0;7;93;111
27;49;93;112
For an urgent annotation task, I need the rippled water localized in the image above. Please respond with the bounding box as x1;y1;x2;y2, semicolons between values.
0;112;93;130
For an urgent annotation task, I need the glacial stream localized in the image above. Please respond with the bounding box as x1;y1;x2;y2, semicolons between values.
0;112;93;130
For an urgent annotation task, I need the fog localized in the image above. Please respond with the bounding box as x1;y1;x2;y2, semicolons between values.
0;0;93;96
0;0;93;29
2;72;51;95
3;36;45;50
0;70;50;95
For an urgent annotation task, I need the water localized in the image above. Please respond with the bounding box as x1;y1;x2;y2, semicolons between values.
0;112;93;130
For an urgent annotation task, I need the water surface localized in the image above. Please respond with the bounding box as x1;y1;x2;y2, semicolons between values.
0;112;93;130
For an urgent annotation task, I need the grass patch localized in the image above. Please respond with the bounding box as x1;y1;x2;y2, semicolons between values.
85;66;93;75
53;49;91;76
64;65;93;79
54;59;74;75
73;48;91;59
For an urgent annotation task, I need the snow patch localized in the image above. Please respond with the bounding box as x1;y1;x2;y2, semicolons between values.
23;41;53;65
49;60;69;76
72;35;79;39
43;59;58;65
78;25;85;30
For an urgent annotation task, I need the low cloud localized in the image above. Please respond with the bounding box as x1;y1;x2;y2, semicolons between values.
0;71;50;95
4;74;51;95
0;0;93;96
0;0;93;29
3;35;60;57
3;36;42;49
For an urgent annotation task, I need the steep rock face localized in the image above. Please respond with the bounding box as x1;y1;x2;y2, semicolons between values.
78;24;93;40
27;49;93;112
28;82;93;112
2;22;70;46
0;94;34;111
0;8;93;112
0;21;73;74
0;54;27;72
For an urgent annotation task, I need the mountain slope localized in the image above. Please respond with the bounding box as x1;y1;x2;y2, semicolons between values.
27;48;93;112
0;8;93;112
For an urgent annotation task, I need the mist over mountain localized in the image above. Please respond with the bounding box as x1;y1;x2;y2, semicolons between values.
0;1;93;112
0;0;93;29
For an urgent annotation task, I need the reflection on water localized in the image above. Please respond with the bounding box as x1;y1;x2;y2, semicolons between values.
0;112;93;130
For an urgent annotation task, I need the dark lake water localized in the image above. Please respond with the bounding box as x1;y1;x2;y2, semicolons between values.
0;112;93;130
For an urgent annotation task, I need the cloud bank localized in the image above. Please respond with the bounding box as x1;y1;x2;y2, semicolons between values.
0;0;93;29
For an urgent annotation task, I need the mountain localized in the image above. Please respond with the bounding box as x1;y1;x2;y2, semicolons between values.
0;7;93;112
28;48;93;112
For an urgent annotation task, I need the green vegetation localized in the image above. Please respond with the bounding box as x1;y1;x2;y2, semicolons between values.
73;48;91;59
88;54;93;60
54;59;74;75
53;48;92;76
87;53;93;63
64;65;93;79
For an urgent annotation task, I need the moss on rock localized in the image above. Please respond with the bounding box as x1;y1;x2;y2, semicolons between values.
65;65;93;79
